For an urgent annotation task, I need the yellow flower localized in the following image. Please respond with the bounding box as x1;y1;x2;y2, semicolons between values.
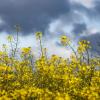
35;31;42;39
21;47;31;54
77;40;91;53
60;35;70;45
7;35;13;42
2;44;8;49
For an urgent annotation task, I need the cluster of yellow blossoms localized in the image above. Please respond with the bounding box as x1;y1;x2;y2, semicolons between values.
77;40;91;54
0;32;100;100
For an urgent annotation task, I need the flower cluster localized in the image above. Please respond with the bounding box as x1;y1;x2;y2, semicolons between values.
60;35;70;46
77;40;91;54
0;33;100;100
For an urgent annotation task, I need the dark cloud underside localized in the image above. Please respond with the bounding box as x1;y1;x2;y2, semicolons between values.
0;0;100;37
0;0;70;34
72;23;87;34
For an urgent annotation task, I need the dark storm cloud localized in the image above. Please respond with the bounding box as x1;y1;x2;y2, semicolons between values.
94;0;100;12
0;0;70;34
72;23;87;35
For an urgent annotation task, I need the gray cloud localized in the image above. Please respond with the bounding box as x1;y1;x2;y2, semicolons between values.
0;0;70;34
0;0;100;36
72;23;87;35
70;1;100;21
94;0;100;12
1;0;100;57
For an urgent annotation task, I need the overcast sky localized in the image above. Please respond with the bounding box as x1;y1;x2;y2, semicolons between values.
0;0;100;57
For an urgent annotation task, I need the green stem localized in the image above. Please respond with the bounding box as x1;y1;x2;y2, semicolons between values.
39;37;43;56
68;43;78;60
86;49;90;65
13;30;19;57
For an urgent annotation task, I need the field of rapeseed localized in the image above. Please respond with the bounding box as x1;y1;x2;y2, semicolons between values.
0;31;100;100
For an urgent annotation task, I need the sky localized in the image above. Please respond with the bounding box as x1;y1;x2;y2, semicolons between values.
0;0;100;57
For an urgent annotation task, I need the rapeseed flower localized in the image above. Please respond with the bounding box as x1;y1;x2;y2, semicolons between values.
60;35;70;45
0;33;99;100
